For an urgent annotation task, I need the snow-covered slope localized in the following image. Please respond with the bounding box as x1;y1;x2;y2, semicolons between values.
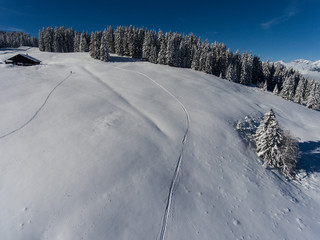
1;47;320;240
278;59;320;81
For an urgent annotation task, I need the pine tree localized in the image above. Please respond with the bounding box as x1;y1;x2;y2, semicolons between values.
252;56;263;85
280;75;295;101
279;131;299;178
100;29;110;62
240;51;252;85
191;38;202;70
73;32;80;52
233;50;241;83
255;109;299;178
114;26;124;56
255;109;284;168
307;82;320;110
80;31;89;52
89;32;97;58
293;77;307;104
38;28;45;51
225;62;235;81
106;26;115;53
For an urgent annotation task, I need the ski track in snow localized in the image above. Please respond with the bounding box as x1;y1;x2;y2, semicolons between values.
81;66;165;136
110;65;190;240
0;72;72;139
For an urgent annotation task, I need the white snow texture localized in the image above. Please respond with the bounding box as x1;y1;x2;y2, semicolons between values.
1;47;320;240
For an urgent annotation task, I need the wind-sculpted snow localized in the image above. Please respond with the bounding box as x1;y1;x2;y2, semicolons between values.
0;48;320;240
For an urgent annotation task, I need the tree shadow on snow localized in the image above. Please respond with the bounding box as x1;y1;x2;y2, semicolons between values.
297;141;320;173
109;55;144;63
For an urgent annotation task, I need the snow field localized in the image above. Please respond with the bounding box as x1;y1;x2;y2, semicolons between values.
0;47;320;239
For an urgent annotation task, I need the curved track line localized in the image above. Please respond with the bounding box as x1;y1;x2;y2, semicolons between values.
0;72;72;139
110;65;190;240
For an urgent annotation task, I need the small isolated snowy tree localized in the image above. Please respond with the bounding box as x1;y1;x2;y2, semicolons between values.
279;131;299;178
255;109;283;168
255;109;299;178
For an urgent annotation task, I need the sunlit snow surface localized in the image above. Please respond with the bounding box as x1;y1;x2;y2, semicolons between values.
1;47;320;240
278;59;320;81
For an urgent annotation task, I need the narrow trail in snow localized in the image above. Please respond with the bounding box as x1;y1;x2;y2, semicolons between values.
110;65;190;240
0;72;72;139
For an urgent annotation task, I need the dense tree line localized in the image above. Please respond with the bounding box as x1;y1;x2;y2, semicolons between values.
38;26;320;110
0;31;38;48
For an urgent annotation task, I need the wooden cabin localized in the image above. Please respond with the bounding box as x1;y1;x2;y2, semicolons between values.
5;54;41;66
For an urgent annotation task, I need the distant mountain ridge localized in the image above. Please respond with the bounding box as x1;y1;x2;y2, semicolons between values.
278;59;320;81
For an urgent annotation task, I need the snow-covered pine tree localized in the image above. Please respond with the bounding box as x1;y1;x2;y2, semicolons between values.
166;33;181;67
179;39;188;68
127;25;135;57
306;81;320;110
44;27;54;52
149;45;158;64
53;26;64;52
199;40;210;72
233;50;241;83
142;30;152;60
106;26;115;54
204;51;214;74
100;29;110;62
280;75;295;101
255;109;299;178
279;131;299;178
240;51;252;85
132;27;144;58
89;32;97;58
114;26;124;56
225;62;235;82
262;60;271;88
293;77;307;104
185;33;197;68
255;109;284;168
252;56;263;85
73;32;80;52
191;38;202;70
80;31;89;52
38;28;45;51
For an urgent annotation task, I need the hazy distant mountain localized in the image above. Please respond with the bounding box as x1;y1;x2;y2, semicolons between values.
278;59;320;81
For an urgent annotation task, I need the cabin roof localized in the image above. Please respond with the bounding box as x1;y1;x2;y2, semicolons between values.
6;54;41;63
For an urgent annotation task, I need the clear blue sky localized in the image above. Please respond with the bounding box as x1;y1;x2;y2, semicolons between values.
1;0;319;62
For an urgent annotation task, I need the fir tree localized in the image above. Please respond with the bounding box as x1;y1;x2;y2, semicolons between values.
255;109;284;168
293;77;307;104
280;75;296;101
307;82;320;110
255;109;299;178
100;29;110;62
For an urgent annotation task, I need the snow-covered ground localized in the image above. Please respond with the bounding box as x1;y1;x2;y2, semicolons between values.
278;59;320;81
1;47;320;240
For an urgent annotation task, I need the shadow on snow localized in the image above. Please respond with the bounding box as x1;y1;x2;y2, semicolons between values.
297;141;320;174
109;55;144;63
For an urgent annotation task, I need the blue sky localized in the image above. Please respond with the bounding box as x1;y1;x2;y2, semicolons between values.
1;0;319;62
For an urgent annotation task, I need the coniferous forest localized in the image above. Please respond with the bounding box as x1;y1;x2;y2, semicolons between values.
0;31;38;48
37;25;319;111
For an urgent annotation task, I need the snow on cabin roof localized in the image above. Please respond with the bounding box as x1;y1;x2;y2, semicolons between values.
20;54;41;63
7;53;41;63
